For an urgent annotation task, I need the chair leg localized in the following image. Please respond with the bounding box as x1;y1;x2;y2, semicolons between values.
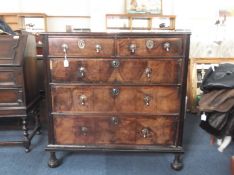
22;117;30;153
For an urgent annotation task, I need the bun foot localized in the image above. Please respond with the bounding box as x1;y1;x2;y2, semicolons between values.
25;148;30;153
48;152;60;168
171;154;183;171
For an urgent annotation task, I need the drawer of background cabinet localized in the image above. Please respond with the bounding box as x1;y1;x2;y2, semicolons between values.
50;58;181;84
48;37;114;57
51;85;180;114
0;88;23;106
0;36;21;65
53;115;177;145
0;68;23;86
116;38;183;57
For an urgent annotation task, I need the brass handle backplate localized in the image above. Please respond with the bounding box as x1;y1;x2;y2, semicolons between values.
96;44;102;53
111;59;120;68
145;67;152;78
111;116;119;125
79;95;87;105
141;128;151;138
80;126;88;136
163;42;171;52
129;43;136;54
144;95;151;106
112;88;120;96
78;66;86;78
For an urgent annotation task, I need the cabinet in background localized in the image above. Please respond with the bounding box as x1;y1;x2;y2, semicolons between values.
187;58;234;113
106;14;176;31
0;13;47;32
0;33;42;152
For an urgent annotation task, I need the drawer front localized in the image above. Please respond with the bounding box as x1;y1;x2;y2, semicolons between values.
117;38;183;57
0;36;19;65
53;115;176;145
0;88;24;106
50;58;181;84
51;86;180;114
48;37;114;57
0;68;23;86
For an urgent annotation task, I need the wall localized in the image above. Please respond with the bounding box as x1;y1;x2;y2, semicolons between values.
1;0;234;57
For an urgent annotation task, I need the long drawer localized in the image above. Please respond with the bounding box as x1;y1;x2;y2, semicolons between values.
53;115;177;145
51;85;180;114
48;37;115;57
50;58;181;84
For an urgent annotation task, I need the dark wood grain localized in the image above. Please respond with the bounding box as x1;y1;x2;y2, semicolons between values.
50;58;180;84
42;32;190;168
0;68;23;86
53;115;176;145
117;38;183;57
48;37;115;57
0;88;22;105
51;85;180;113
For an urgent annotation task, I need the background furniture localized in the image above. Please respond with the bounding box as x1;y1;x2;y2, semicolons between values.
0;13;47;32
106;14;176;31
187;58;234;113
0;33;41;152
42;32;190;169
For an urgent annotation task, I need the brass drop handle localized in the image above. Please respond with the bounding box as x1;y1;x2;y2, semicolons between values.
144;95;151;106
129;44;136;54
78;66;86;78
17;99;23;103
80;126;88;136
145;67;152;78
111;116;119;125
62;43;68;53
79;95;87;105
141;128;151;138
112;88;120;96
111;59;120;68
163;42;171;52
95;44;102;53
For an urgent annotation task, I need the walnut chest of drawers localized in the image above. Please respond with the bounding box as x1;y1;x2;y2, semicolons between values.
42;32;190;170
0;33;41;152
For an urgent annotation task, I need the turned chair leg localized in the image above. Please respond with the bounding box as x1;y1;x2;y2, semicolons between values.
35;109;42;135
22;117;30;153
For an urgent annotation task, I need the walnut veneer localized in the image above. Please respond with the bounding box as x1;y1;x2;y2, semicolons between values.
42;32;190;170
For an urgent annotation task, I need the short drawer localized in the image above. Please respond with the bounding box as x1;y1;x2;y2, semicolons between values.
51;85;180;114
53;115;177;145
117;38;183;57
0;88;24;106
50;58;181;84
48;37;115;57
0;67;23;86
